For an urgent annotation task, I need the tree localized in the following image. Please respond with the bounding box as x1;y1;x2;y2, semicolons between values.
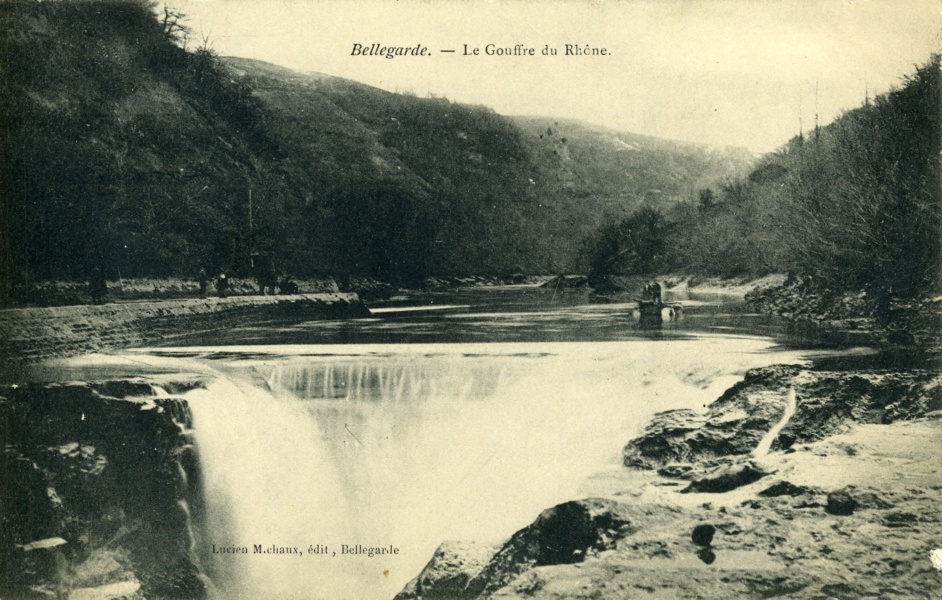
585;206;667;282
160;5;190;47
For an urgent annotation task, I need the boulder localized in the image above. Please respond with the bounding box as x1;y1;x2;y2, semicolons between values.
758;481;815;497
691;524;716;547
394;541;497;600
540;274;589;290
825;486;892;516
681;461;771;494
825;490;858;516
657;463;697;479
464;498;636;598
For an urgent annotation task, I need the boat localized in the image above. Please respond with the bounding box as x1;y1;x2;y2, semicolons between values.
636;299;684;326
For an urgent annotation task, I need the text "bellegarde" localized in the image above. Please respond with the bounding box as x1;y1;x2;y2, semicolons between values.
351;43;429;59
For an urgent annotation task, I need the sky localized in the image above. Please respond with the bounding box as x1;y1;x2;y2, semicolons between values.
169;0;942;153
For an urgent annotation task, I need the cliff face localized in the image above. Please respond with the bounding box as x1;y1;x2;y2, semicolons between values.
1;379;209;599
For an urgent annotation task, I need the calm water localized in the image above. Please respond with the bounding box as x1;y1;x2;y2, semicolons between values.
39;285;868;600
158;284;854;349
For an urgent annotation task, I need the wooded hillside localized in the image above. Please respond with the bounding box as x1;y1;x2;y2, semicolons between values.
0;0;752;304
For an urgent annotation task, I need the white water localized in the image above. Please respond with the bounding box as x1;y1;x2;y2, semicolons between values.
753;387;798;459
168;337;809;600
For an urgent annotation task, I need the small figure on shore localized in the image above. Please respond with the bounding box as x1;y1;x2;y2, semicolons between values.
259;269;277;295
198;268;208;299
217;272;229;298
89;267;107;305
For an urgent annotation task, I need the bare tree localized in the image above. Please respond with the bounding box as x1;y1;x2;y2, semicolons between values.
161;5;190;48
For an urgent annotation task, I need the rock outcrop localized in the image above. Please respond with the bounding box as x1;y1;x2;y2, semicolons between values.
680;461;771;494
745;276;942;348
1;379;209;599
397;362;942;599
395;498;636;600
394;541;498;600
623;364;942;472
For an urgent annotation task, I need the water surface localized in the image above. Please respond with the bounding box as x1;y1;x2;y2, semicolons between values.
41;285;864;599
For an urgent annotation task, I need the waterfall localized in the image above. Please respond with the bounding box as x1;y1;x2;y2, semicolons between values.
183;376;359;599
257;359;505;403
150;394;215;594
175;338;808;599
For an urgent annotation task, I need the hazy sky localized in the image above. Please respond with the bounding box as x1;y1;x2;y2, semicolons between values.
170;0;941;152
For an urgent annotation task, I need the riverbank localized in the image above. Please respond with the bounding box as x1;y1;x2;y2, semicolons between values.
0;293;369;372
746;275;942;350
4;276;343;308
3;274;550;309
397;358;942;599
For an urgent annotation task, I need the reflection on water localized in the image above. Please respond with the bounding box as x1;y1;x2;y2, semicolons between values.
160;285;861;349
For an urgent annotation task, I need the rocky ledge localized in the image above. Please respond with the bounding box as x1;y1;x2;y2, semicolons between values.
746;276;942;348
399;361;942;599
623;363;941;484
1;378;209;600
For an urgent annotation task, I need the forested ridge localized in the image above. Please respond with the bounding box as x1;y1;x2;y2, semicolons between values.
0;0;752;305
589;55;941;323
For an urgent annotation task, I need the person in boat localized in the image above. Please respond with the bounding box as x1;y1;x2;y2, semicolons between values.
649;281;662;304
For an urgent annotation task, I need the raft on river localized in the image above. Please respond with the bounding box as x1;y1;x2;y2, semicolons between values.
636;299;684;323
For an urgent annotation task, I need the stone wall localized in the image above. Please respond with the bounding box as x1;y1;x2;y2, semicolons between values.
0;293;370;365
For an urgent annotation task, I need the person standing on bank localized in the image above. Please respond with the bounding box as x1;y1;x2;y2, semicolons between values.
198;268;208;299
217;272;229;298
89;267;107;305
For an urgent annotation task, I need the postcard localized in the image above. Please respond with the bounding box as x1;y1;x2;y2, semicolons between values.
1;1;939;599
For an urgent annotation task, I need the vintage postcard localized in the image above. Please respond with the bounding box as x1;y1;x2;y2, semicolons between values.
1;1;940;599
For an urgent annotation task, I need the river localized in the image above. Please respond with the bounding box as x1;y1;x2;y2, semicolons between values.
42;284;860;599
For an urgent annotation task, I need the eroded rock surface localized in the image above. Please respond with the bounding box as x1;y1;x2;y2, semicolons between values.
623;365;942;471
1;380;208;599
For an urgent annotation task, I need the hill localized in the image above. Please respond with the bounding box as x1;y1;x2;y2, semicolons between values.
512;116;756;213
586;54;940;331
0;0;755;304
